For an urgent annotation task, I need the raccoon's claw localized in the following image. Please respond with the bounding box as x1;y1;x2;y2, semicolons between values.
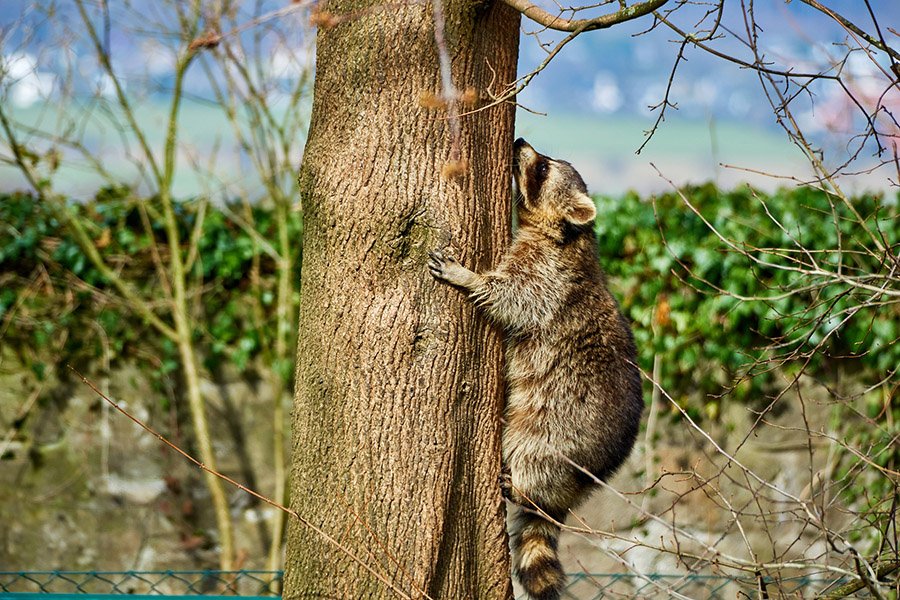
498;468;513;499
428;249;459;281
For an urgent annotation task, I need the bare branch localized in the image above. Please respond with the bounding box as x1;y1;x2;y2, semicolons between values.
654;11;841;81
798;0;900;64
431;0;466;177
502;0;668;32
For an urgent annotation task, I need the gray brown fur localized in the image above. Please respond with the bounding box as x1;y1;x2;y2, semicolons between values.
428;139;643;600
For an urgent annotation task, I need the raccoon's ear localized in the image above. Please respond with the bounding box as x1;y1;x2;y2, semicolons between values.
565;192;597;225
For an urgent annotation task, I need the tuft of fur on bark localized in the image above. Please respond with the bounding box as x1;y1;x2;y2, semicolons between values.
441;159;468;179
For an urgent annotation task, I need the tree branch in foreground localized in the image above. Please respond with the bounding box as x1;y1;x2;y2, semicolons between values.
819;559;900;600
502;0;668;32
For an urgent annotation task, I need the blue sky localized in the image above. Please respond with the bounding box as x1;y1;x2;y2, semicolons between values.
1;0;897;195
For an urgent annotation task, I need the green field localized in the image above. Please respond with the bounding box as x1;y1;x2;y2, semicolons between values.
517;111;798;159
1;100;887;197
0;100;303;200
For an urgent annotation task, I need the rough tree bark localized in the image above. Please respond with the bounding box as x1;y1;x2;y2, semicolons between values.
282;0;520;597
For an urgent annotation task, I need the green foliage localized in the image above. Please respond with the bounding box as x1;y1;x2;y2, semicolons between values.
0;189;302;390
3;183;896;555
595;184;899;411
3;183;897;415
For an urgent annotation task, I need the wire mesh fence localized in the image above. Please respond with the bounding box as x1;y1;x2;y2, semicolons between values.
558;572;818;599
0;569;878;598
0;571;281;597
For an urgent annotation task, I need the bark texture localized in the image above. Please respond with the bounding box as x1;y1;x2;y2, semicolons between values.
283;0;520;597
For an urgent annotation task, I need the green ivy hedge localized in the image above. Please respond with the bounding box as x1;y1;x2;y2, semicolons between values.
1;184;897;421
0;187;302;389
596;183;898;420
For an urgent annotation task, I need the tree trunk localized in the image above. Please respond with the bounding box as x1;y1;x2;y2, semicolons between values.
283;0;520;597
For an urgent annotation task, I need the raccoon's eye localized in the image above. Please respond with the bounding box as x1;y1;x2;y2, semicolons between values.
537;161;549;176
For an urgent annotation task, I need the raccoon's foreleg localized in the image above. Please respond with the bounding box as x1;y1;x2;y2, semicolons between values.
427;250;486;292
428;249;512;315
428;249;546;330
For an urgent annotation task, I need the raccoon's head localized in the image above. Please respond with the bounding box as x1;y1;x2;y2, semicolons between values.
512;138;596;230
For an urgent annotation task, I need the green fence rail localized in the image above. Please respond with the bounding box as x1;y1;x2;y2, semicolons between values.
0;570;884;599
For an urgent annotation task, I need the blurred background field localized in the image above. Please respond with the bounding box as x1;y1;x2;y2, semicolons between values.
4;99;850;197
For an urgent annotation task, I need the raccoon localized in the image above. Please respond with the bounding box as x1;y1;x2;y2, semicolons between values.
428;138;643;600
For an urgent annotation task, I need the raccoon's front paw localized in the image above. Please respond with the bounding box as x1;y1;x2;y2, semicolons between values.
428;249;467;286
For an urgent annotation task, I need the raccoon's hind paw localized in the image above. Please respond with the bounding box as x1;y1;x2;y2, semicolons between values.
498;466;513;499
499;468;534;508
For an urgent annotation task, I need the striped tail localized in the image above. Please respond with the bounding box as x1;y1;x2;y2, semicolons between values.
511;510;565;600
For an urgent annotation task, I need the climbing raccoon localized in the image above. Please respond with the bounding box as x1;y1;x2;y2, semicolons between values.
428;138;643;600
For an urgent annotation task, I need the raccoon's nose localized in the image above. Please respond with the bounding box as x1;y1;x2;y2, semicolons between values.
513;137;527;150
